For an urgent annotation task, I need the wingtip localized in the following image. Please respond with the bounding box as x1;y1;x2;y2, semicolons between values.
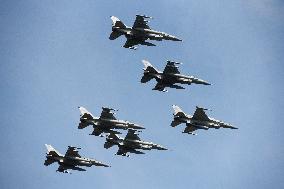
142;59;150;65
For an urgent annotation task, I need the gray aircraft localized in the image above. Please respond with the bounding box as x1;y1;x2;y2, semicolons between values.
141;60;211;92
109;15;182;49
78;106;145;136
104;129;167;157
171;105;238;135
44;144;109;173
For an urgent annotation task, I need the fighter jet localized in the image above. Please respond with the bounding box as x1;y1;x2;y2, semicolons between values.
78;106;145;137
109;15;182;49
141;60;211;92
104;129;167;157
171;105;238;135
44;144;109;173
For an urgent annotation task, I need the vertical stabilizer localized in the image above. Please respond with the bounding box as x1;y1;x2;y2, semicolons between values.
142;60;158;73
78;106;94;119
141;60;159;83
110;16;126;28
171;105;187;127
45;144;62;157
172;105;186;117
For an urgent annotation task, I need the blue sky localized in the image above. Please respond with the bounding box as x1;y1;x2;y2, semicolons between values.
0;0;283;188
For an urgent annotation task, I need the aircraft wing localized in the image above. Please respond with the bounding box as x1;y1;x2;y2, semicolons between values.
56;165;69;173
123;38;141;49
184;124;198;134
132;15;151;29
152;82;166;91
116;147;128;156
163;61;180;74
90;127;104;136
192;107;210;121
100;107;117;120
65;146;81;158
125;129;141;141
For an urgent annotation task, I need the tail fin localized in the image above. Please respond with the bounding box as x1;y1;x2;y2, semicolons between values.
172;105;187;117
141;60;159;83
108;133;120;140
142;60;158;73
78;106;94;119
171;105;186;127
45;144;62;157
110;16;126;28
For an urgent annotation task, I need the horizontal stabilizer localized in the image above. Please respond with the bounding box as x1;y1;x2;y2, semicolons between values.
78;122;90;129
171;120;182;127
141;75;153;83
104;141;115;149
44;158;56;166
109;31;123;40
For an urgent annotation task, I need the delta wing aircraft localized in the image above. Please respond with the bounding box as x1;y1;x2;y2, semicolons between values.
78;106;145;136
104;129;167;157
44;144;109;173
109;15;182;49
171;105;238;135
141;60;211;92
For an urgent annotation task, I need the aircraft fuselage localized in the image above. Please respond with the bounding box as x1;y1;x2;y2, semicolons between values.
175;115;233;129
48;156;98;167
113;27;181;41
145;72;210;86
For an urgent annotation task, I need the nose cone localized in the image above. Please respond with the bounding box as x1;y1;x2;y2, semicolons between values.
102;163;111;168
202;81;211;85
221;123;238;129
154;145;168;150
159;146;168;150
164;34;182;41
92;160;111;167
170;35;182;41
130;123;145;130
230;126;238;129
195;79;211;85
172;37;182;41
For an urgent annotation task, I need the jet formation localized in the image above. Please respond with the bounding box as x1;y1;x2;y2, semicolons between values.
45;14;238;174
171;105;238;135
78;106;145;136
109;15;182;49
44;145;109;173
104;129;167;157
141;60;211;92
